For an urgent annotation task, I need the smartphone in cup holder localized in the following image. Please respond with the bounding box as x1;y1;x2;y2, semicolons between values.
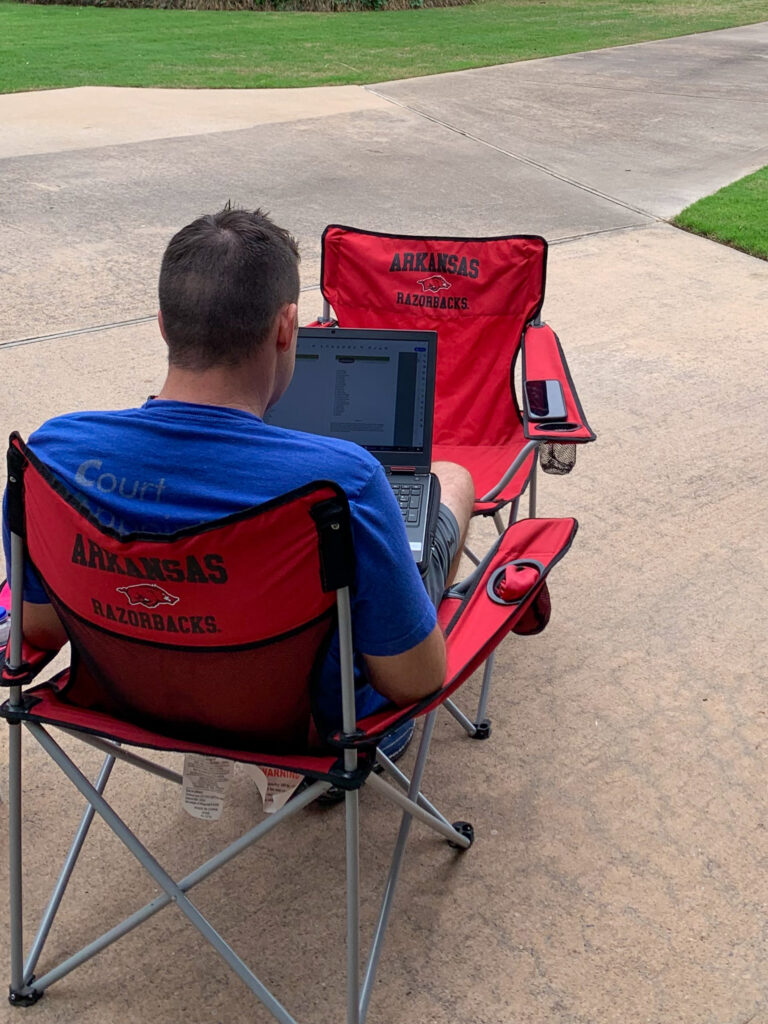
524;379;567;422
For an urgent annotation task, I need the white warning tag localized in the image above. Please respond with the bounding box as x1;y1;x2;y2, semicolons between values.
247;765;304;814
181;754;234;821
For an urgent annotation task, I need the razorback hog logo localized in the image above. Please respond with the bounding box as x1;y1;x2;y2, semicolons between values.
116;584;180;609
417;274;450;294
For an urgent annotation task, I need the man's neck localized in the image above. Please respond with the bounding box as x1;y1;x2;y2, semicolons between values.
155;364;271;419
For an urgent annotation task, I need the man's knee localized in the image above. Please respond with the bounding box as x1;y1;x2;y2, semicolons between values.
432;461;474;532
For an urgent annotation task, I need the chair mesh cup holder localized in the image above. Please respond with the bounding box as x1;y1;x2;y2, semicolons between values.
487;559;545;606
540;442;576;476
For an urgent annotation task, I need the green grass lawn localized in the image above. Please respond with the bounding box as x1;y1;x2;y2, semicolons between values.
0;0;766;93
673;166;768;261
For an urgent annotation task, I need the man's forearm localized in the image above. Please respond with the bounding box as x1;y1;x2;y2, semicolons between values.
362;624;446;707
22;602;68;651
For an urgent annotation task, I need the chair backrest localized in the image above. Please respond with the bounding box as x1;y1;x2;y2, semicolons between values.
321;225;547;448
6;435;355;752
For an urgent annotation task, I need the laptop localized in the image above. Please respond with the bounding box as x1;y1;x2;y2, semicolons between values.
264;326;440;574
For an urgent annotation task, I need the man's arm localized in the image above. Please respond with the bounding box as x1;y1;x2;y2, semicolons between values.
362;623;446;707
4;488;67;651
21;602;68;651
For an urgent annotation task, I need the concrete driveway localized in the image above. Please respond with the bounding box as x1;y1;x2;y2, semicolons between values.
1;21;767;1024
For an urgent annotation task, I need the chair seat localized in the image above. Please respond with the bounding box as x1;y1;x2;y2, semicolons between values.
433;440;536;512
17;675;344;779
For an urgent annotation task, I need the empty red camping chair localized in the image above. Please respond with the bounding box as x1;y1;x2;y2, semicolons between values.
316;225;595;532
314;226;595;738
2;434;577;1024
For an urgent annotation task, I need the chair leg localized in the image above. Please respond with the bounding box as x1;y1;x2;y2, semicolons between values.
345;789;361;1024
443;697;481;737
471;652;495;740
24;753;116;983
443;654;495;744
8;719;30;1004
463;545;481;566
29;771;328;1001
375;751;453;828
468;463;534;737
360;712;471;1024
26;723;301;1024
358;714;435;1023
367;773;472;845
451;485;528;740
528;457;538;517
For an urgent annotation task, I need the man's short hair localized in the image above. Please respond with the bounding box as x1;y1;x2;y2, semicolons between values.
158;206;300;370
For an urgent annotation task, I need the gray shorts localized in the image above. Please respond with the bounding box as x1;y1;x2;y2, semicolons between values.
422;504;461;609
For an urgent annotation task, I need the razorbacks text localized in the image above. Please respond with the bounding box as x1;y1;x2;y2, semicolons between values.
91;598;219;635
396;292;469;310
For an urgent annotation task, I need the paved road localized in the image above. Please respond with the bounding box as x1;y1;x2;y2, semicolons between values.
2;23;767;346
373;22;768;217
0;22;767;1024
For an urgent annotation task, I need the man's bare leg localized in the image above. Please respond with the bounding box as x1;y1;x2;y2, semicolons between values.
432;461;474;587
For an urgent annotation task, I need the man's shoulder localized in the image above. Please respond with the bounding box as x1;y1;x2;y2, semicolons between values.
27;402;254;449
29;407;140;436
25;408;140;450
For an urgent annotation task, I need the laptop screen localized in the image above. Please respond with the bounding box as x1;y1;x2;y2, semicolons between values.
265;327;437;469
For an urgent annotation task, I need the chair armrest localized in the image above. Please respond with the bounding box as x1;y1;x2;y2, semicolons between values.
438;515;578;689
521;323;596;442
343;516;578;746
2;638;59;687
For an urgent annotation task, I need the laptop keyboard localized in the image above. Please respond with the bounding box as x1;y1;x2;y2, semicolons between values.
390;480;424;525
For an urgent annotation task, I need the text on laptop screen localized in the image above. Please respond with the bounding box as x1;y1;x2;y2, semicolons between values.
265;333;430;452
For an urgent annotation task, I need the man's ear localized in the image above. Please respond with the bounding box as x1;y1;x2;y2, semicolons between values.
275;302;299;352
158;309;169;343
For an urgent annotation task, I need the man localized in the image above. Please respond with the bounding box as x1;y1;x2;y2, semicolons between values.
3;206;474;754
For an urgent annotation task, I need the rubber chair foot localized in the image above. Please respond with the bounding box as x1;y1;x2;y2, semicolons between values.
448;821;475;849
471;719;492;740
9;984;43;1008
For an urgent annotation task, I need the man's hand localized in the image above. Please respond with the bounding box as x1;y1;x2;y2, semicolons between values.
362;624;446;707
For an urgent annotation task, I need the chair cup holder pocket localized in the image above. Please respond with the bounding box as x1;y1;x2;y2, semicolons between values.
540;442;576;475
486;559;552;636
487;560;544;605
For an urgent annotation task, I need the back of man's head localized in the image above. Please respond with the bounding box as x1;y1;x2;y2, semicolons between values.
158;206;300;370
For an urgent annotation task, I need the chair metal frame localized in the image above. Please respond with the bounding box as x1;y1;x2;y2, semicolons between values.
4;527;473;1024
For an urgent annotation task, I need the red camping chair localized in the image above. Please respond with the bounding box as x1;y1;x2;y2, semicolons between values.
313;225;594;738
2;434;577;1024
315;225;595;533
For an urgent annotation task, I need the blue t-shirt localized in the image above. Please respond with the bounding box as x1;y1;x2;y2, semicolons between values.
1;400;436;729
